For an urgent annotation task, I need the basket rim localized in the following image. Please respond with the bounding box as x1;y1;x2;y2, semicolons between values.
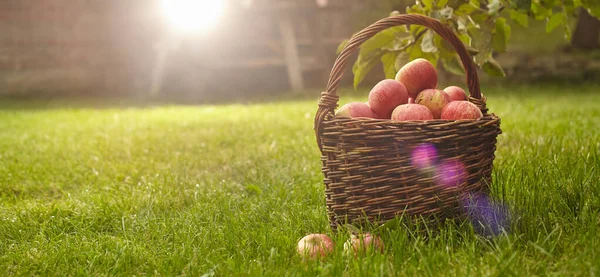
315;15;489;152
325;113;500;123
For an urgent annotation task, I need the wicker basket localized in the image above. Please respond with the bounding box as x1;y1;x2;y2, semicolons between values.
314;14;502;231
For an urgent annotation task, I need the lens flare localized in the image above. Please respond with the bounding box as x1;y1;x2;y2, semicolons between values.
316;0;329;7
464;193;509;237
411;143;438;169
160;0;224;34
435;159;466;188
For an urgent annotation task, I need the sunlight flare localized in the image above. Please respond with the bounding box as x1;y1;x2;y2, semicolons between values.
160;0;224;34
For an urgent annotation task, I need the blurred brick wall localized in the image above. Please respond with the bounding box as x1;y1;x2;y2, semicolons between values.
0;0;161;97
0;0;365;99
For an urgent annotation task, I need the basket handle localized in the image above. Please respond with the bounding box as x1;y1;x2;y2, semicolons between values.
314;14;484;151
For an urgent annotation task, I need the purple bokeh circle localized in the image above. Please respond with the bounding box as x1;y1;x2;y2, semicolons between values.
411;143;438;169
435;159;466;188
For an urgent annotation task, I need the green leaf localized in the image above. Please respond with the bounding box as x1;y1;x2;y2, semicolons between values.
395;52;410;72
381;51;400;79
381;28;413;52
563;13;572;41
435;33;456;54
431;6;454;20
487;0;502;15
466;46;480;55
509;10;529;27
442;55;466;75
381;38;413;52
540;0;559;9
359;29;396;56
448;0;469;9
336;39;349;54
588;7;600;19
437;0;449;8
421;30;439;53
422;0;434;10
492;17;511;53
407;4;426;14
532;2;553;20
468;22;494;65
410;40;425;61
410;24;425;34
482;57;506;77
347;25;410;89
455;0;480;15
457;15;469;32
580;0;600;18
409;36;439;68
358;27;406;58
459;33;472;46
456;2;478;15
510;0;532;11
410;49;439;68
470;13;489;26
546;12;565;33
352;51;383;89
437;33;465;76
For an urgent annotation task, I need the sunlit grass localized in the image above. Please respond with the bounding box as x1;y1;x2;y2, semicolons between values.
0;84;599;276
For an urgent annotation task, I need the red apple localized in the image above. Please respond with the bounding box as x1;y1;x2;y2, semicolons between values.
391;104;434;121
415;89;451;119
408;97;415;104
443;86;468;101
440;101;483;120
335;102;377;118
395;58;438;98
367;79;409;119
297;234;334;259
343;233;384;256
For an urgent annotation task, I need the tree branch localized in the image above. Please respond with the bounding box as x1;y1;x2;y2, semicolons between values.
396;28;427;52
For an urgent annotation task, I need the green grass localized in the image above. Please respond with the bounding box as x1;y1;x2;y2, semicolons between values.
1;84;599;276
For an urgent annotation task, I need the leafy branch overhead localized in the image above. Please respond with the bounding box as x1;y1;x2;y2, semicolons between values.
339;0;600;89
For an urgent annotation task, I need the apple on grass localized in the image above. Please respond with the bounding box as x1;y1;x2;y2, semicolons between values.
297;234;334;259
443;86;468;101
440;101;483;120
395;58;438;99
391;104;434;121
343;233;384;257
415;89;451;119
335;102;377;118
367;79;409;119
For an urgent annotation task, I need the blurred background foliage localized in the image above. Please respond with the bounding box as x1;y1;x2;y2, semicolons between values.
341;0;600;89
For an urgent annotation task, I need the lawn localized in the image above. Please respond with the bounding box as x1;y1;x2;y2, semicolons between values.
1;84;599;276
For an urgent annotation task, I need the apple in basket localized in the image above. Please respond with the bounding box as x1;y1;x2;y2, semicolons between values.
391;104;434;121
367;79;409;119
343;233;384;256
415;89;451;119
335;102;377;118
443;86;468;102
395;58;438;99
440;101;483;120
297;234;334;259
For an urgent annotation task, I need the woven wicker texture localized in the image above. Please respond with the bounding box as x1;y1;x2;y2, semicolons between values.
314;15;502;231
